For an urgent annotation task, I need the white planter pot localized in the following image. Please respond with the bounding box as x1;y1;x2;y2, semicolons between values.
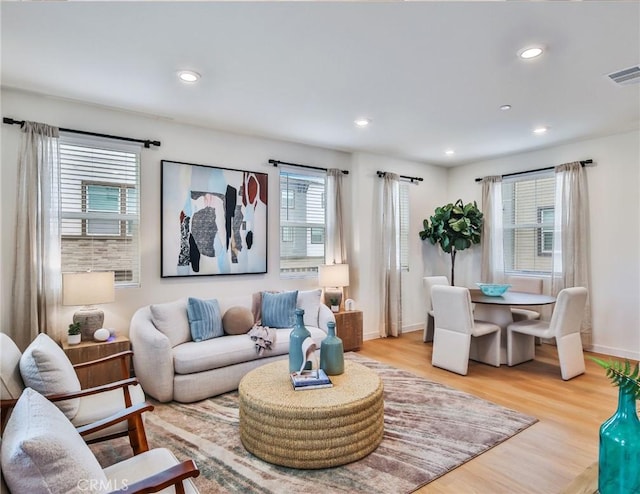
67;334;81;345
331;305;340;313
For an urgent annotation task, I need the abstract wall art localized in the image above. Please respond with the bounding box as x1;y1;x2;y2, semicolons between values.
161;160;268;277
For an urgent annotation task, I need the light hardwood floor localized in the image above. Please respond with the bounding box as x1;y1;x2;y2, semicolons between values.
358;330;626;494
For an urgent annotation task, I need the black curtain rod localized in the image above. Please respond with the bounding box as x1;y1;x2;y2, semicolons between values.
474;159;593;183
3;117;161;149
376;170;424;183
268;159;348;175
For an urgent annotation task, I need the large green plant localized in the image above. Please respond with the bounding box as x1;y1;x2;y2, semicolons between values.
419;199;483;286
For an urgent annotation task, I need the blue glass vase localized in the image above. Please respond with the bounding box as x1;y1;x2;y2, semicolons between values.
289;308;311;373
598;387;640;494
320;321;344;375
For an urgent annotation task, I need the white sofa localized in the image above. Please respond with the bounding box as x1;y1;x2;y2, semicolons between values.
129;292;334;403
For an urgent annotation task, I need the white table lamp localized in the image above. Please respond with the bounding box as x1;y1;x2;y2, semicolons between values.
63;271;115;340
318;264;349;310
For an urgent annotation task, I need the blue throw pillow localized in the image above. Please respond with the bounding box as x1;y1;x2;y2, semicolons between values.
261;290;298;328
187;298;223;342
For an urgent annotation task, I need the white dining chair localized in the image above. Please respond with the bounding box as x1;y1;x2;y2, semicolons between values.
506;287;588;380
431;285;501;376
507;275;544;322
422;276;449;342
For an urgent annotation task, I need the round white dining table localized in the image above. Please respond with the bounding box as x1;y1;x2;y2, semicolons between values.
469;289;556;364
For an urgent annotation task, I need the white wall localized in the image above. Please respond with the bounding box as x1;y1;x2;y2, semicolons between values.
447;131;640;360
1;89;353;343
349;152;448;340
0;89;449;347
3;89;637;359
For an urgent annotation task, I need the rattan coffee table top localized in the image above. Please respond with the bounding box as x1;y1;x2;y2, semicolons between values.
239;360;381;415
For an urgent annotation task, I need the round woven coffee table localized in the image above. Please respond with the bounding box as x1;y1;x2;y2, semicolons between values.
238;359;384;469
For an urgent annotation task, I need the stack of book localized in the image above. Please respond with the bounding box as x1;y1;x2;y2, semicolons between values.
290;369;333;391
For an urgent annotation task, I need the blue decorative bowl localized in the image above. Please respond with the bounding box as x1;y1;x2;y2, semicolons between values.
476;283;511;296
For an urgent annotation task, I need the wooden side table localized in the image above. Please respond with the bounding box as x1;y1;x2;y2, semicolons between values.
61;335;131;388
334;310;363;352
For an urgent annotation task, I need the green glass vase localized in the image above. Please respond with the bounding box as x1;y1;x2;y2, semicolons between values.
289;308;311;373
598;386;640;494
320;321;344;375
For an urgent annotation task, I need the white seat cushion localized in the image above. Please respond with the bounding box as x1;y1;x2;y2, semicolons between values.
511;308;541;321
508;319;554;339
173;326;326;375
472;320;501;337
103;447;198;494
72;384;146;442
19;333;81;419
1;388;108;494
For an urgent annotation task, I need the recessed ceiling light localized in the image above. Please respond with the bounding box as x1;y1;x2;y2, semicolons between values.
177;70;201;83
445;149;455;156
519;47;543;60
500;104;512;111
533;126;548;135
354;118;371;128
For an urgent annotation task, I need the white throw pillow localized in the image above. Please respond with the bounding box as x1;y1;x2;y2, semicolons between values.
297;289;323;328
1;388;109;494
150;298;191;347
20;333;81;419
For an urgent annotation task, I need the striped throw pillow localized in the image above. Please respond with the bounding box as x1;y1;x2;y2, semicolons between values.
187;298;223;342
261;290;298;328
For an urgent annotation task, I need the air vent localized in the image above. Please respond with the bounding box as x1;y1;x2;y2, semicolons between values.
607;65;640;86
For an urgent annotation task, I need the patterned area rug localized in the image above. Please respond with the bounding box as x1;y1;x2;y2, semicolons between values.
92;353;537;493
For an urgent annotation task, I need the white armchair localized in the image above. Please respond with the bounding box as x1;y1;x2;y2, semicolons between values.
431;285;501;375
1;388;200;494
506;287;588;380
1;333;147;453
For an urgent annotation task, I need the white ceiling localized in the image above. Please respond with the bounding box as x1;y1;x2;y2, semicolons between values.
2;1;639;166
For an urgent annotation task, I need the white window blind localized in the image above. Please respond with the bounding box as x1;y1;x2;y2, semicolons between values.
60;134;141;285
279;167;326;278
502;170;555;274
399;183;410;271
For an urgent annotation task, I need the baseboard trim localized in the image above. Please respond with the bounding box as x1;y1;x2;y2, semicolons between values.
587;344;639;361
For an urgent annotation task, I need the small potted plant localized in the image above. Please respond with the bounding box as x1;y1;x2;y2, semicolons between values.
329;298;340;313
67;322;81;345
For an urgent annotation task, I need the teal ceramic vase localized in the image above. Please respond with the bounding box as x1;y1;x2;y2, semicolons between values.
320;321;344;375
598;386;640;494
289;308;311;373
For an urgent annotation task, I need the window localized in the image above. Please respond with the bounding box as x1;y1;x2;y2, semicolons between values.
281;226;294;242
60;134;141;286
502;171;555;274
281;189;294;209
310;227;324;244
399;183;410;271
537;207;554;256
279;168;326;278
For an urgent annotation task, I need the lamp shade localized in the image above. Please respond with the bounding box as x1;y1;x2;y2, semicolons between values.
62;271;115;306
318;264;350;288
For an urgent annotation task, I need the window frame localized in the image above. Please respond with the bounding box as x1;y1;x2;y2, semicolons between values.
59;133;141;287
502;170;556;276
537;206;554;257
279;167;326;279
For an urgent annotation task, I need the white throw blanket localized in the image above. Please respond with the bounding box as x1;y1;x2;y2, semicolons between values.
248;325;277;356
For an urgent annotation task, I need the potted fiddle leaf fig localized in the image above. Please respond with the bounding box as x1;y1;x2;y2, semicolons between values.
419;199;483;286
